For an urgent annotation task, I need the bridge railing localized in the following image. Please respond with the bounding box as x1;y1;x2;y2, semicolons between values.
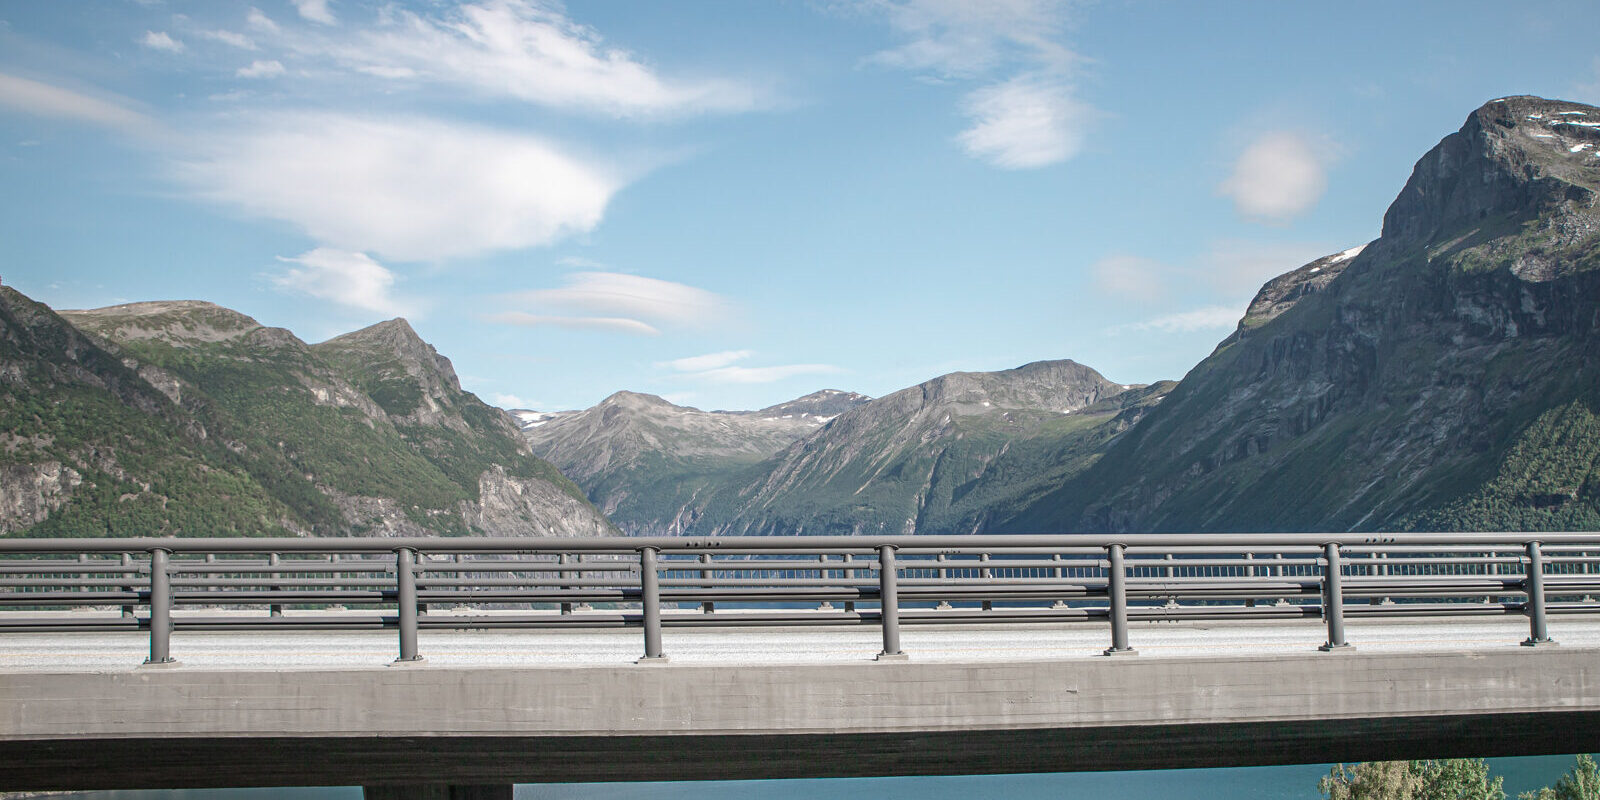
1;533;1595;665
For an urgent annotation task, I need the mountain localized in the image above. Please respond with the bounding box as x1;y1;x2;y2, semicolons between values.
689;360;1169;536
522;390;869;534
1002;95;1600;533
0;289;611;537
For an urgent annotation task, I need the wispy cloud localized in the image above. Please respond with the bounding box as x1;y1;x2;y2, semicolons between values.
198;29;256;50
659;350;842;384
246;8;281;34
291;0;337;26
141;31;185;53
270;247;411;316
1123;306;1241;334
0;73;153;133
301;0;763;117
484;312;660;336
236;59;285;78
1218;131;1333;222
176;113;619;262
658;350;752;372
510;272;732;331
869;0;1091;169
488;392;528;409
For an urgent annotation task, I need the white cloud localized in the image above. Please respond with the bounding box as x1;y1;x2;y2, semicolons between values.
246;8;280;34
488;392;528;408
292;0;337;26
176;113;619;261
516;272;731;328
869;0;1089;169
656;349;841;384
1218;131;1330;222
141;31;185;53
1125;306;1241;334
271;248;410;315
199;29;256;50
313;0;762;117
956;75;1088;168
688;363;844;384
659;350;753;372
871;0;1074;78
0;73;152;132
484;312;660;336
236;60;285;78
1091;254;1168;302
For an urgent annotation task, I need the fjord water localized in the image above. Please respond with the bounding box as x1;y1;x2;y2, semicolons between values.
45;755;1585;799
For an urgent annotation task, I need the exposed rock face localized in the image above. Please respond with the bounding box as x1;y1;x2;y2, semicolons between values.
690;360;1159;536
7;290;612;538
523;390;849;533
0;462;82;530
1005;96;1600;533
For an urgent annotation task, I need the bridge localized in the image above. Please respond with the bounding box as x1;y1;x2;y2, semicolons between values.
3;533;1600;798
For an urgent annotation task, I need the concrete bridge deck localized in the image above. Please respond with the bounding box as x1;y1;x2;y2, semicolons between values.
2;615;1599;670
5;617;1600;792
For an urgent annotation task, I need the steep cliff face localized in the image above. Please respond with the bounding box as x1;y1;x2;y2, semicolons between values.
1006;96;1600;533
2;291;612;537
692;360;1162;536
523;390;853;534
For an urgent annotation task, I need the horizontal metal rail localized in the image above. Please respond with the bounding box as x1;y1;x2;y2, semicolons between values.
2;533;1595;664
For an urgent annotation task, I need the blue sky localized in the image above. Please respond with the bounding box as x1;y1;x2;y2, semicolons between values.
3;1;1599;412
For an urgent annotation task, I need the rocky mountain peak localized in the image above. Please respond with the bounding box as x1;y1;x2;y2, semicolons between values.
60;300;278;348
1219;244;1370;350
598;390;680;412
1380;96;1600;254
751;389;872;419
314;318;461;394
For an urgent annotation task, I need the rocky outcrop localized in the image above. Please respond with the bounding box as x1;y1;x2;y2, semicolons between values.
7;288;614;538
0;462;82;531
1004;96;1600;534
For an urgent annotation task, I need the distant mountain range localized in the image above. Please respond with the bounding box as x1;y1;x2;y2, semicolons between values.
526;95;1600;536
5;95;1597;539
0;293;612;537
523;361;1171;536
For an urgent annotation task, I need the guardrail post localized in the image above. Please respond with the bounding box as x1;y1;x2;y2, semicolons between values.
558;553;573;614
876;545;906;661
700;552;715;615
120;552;135;619
141;548;178;667
392;548;423;665
844;553;856;613
817;554;834;610
1319;542;1352;651
934;553;953;610
637;547;667;662
979;552;993;611
1051;553;1069;609
1523;541;1556;647
268;553;283;618
1103;544;1136;656
1241;553;1254;608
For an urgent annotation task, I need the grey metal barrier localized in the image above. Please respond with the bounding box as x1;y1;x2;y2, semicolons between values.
2;532;1597;666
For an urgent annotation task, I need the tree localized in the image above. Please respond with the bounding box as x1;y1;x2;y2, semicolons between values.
1321;760;1505;800
1520;755;1600;800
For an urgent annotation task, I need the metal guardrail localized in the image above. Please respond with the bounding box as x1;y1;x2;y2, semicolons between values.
1;533;1596;665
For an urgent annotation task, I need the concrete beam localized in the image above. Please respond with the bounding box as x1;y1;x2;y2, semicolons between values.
3;647;1599;790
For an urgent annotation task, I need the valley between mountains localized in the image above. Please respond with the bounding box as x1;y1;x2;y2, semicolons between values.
4;95;1599;538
